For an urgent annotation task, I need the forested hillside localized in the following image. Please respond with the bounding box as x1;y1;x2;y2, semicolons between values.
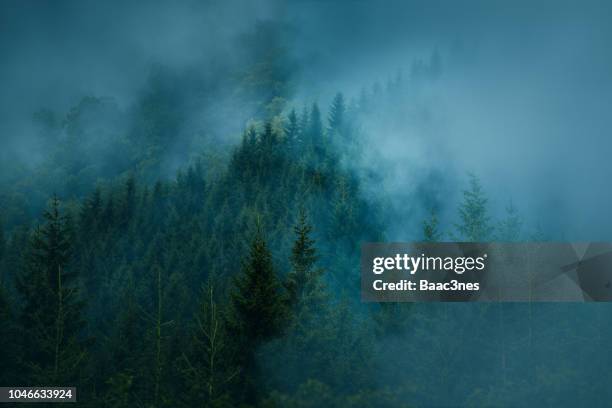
1;82;605;407
0;89;405;406
2;2;612;406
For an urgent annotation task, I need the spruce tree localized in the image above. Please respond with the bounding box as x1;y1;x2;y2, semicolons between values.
78;188;104;295
328;92;345;133
2;226;28;290
119;175;137;229
0;217;5;261
139;233;176;408
102;270;142;407
16;195;87;385
228;227;287;403
285;108;299;154
101;192;115;232
285;210;325;320
261;121;276;147
230;227;286;346
263;210;330;392
299;106;309;141
423;209;442;242
0;217;5;283
496;200;522;242
331;177;356;241
79;187;103;235
454;174;493;241
307;103;324;156
0;283;20;385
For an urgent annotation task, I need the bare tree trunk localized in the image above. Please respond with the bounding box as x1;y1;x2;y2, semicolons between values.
154;266;162;408
54;265;64;382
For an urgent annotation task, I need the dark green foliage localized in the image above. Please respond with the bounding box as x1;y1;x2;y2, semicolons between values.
0;75;580;407
16;196;87;385
262;217;379;401
285;210;325;318
230;228;287;347
307;103;324;153
180;280;238;407
228;228;287;403
0;217;5;284
322;298;375;391
79;187;103;235
373;302;414;337
0;226;29;293
0;284;20;385
264;378;410;408
0;217;5;264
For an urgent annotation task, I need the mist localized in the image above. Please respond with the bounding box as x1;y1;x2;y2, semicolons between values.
2;2;612;406
3;0;611;238
285;0;612;241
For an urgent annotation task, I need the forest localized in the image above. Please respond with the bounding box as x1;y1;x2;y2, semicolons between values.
2;1;612;407
0;73;599;407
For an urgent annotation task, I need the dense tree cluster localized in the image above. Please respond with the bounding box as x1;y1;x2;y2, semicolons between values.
0;63;597;407
0;97;398;406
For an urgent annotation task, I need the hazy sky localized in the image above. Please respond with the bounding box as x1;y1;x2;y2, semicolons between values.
2;0;612;239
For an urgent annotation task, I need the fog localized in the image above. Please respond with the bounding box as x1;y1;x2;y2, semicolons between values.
2;0;612;236
3;2;612;406
285;1;612;240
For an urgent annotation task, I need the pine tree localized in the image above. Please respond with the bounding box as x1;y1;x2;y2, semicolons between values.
423;209;442;242
139;233;176;408
0;217;5;283
0;217;5;260
102;270;142;407
77;188;103;295
331;177;356;240
228;227;287;403
2;226;28;290
299;106;309;139
16;195;87;385
496;200;522;242
373;302;414;337
324;298;373;392
245;125;257;146
119;175;137;229
285;210;325;320
454;174;493;241
262;210;330;392
0;283;20;385
328;93;345;134
101;192;115;232
152;263;165;407
261;121;276;147
230;228;286;346
285;109;300;154
79;186;103;235
307;103;323;150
